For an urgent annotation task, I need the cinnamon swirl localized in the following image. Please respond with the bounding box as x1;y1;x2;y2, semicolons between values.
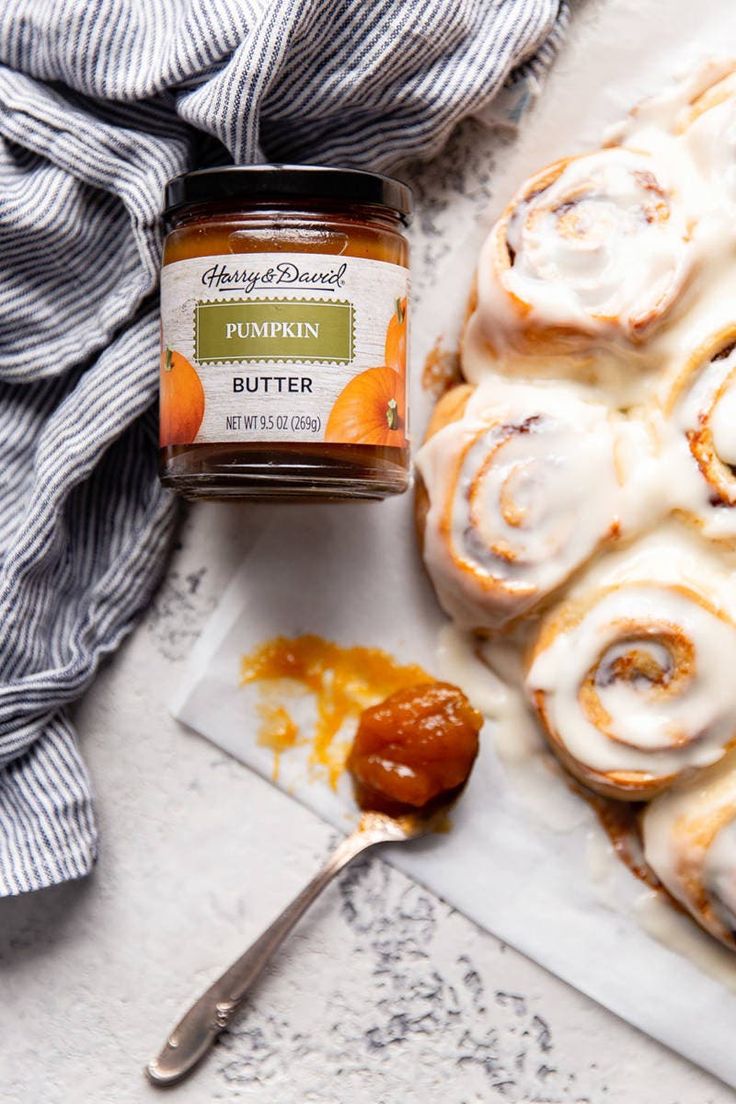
467;149;693;359
526;548;736;800
416;380;645;632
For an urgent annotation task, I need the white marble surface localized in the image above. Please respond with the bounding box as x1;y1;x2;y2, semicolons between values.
2;2;736;1101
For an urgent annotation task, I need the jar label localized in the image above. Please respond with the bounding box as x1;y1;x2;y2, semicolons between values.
160;252;409;448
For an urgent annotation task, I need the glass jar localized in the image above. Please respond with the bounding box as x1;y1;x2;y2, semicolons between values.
159;165;412;501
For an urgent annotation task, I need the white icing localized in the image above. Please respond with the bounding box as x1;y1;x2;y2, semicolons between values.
637;67;736;224
609;59;736;145
634;890;736;992
643;752;736;945
436;623;512;720
472;148;694;356
437;624;588;832
686;96;736;212
416;379;648;631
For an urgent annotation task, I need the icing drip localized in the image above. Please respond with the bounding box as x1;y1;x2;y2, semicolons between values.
705;820;736;933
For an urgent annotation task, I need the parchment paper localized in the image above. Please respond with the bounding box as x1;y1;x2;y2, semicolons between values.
174;0;736;1087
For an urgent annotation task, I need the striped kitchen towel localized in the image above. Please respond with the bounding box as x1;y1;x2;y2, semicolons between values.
0;0;567;895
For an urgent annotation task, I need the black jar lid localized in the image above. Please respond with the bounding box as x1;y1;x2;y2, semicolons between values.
164;164;413;223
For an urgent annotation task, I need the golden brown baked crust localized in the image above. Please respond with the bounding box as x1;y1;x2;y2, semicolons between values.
414;383;474;561
423;382;473;440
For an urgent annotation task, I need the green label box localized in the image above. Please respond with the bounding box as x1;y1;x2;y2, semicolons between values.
195;299;355;364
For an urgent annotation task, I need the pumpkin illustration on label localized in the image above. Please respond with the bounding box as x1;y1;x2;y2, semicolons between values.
384;297;407;376
159;346;205;447
325;366;406;447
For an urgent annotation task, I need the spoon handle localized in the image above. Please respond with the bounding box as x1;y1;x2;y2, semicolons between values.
146;826;379;1087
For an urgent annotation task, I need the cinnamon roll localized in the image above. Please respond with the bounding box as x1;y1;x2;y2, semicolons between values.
680;61;736;129
526;551;736;800
609;59;736;143
665;327;736;541
470;149;693;356
643;753;736;949
680;62;736;212
416;380;643;633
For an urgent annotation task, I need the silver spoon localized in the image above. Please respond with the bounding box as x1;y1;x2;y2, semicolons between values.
146;806;445;1087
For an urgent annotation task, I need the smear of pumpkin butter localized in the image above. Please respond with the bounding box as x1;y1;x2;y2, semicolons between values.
239;634;430;787
255;703;301;784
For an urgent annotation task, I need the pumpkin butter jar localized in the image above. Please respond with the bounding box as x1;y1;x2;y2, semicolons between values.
159;165;413;500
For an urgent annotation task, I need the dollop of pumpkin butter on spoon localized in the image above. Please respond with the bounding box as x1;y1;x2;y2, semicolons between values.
239;635;482;805
348;681;482;816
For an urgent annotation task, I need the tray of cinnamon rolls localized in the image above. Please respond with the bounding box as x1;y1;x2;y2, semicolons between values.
417;59;736;954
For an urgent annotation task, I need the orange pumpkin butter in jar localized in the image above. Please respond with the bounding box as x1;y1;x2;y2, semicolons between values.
159;165;412;500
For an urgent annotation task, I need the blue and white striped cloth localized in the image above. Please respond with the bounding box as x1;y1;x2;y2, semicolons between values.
0;0;566;895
